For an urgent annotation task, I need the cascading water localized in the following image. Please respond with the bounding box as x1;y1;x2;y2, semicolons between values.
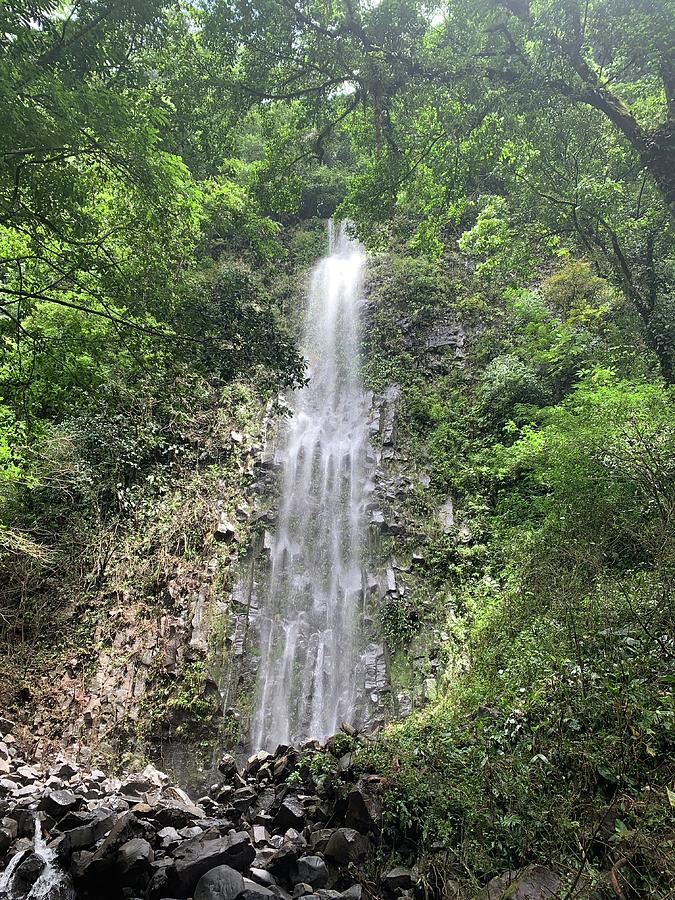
251;221;369;750
0;818;74;900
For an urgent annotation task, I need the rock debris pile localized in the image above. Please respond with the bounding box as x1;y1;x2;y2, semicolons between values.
0;722;414;900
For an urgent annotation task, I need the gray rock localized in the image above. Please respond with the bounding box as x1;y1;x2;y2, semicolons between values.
158;826;182;849
294;856;328;889
6;807;38;838
117;837;153;882
477;865;561;899
15;765;39;784
72;811;144;880
218;754;239;781
268;833;306;881
0;824;13;855
249;867;277;887
246;751;273;776
13;851;46;894
345;778;382;833
382;867;415;894
272;796;305;832
1;815;18;839
239;877;276;899
193;865;245;900
293;885;314;898
57;808;116;862
68;850;93;879
232;787;257;813
173;830;255;893
38;790;81;819
324;829;369;866
215;516;237;543
425;324;464;350
146;801;204;829
308;830;332;854
252;824;270;846
146;864;175;900
50;761;79;780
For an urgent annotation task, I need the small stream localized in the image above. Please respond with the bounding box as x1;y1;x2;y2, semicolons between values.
0;818;73;900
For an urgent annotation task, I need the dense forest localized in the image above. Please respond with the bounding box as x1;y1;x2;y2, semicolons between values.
0;1;673;899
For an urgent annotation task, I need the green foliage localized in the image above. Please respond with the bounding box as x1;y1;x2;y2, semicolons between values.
360;369;675;893
381;595;418;651
326;731;358;758
141;659;220;744
1;3;674;894
476;354;550;421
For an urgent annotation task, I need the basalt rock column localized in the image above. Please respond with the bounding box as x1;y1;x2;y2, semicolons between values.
252;221;369;750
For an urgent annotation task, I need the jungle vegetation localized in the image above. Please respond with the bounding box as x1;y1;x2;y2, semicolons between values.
1;0;673;896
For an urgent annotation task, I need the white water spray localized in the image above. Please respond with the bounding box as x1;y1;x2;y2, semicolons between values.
251;221;369;750
0;819;73;900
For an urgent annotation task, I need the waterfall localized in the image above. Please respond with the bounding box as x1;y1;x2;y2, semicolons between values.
251;220;369;750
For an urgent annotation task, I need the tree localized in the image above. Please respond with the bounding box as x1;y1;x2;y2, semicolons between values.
208;0;674;380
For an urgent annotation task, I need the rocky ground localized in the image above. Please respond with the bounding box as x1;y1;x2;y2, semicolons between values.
0;714;403;900
0;719;561;900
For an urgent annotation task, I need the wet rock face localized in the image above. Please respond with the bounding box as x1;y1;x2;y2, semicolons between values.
0;725;411;900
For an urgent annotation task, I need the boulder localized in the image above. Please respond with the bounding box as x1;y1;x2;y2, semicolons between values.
232;787;257;813
158;826;182;849
38;789;81;819
477;865;561;900
57;809;116;861
246;751;273;777
308;830;333;853
0;824;14;855
117;837;154;883
382;867;415;894
1;815;18;839
249;867;277;888
6;807;38;838
336;754;354;776
69;851;94;879
15;765;39;784
173;830;255;894
345;778;382;833
146;864;175;900
272;796;305;832
252;825;270;846
144;801;204;829
267;834;305;881
72;811;144;880
193;864;245;900
218;755;239;781
13;852;46;894
50;761;78;780
252;787;276;818
324;829;369;866
239;877;276;899
294;856;328;889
